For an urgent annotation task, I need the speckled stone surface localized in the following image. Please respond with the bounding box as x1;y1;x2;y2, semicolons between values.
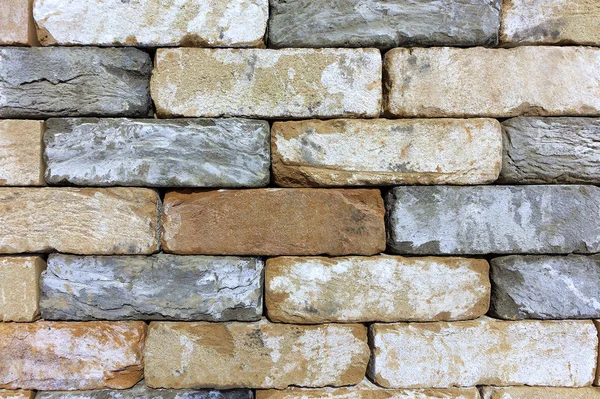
482;386;600;399
0;120;44;186
0;256;45;322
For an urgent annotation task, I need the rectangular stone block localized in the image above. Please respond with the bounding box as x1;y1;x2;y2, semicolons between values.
33;0;268;47
144;320;369;389
44;118;270;187
0;392;34;399
151;48;381;119
0;47;152;118
0;321;146;390
40;253;263;321
0;0;37;45
0;256;45;322
162;189;385;256
384;47;600;117
272;118;502;186
0;188;160;255
386;185;600;255
266;255;489;323
482;386;600;399
369;318;597;388
0;120;44;186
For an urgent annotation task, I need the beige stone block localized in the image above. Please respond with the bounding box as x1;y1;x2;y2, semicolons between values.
0;256;45;322
0;120;44;186
0;0;37;45
482;386;600;399
0;390;35;399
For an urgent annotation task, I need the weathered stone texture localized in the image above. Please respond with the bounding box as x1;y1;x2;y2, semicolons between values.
0;47;152;118
0;120;44;186
0;391;34;399
0;256;45;322
0;188;160;255
0;321;146;390
272;118;502;186
500;117;600;184
44;118;270;187
386;185;600;255
384;47;600;117
33;0;268;47
266;255;489;323
481;386;600;399
269;0;501;48
163;189;385;256
40;253;263;321
369;318;597;388
144;320;369;389
0;0;37;45
151;48;382;118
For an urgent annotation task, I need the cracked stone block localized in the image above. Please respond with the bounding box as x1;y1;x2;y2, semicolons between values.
0;120;45;186
0;256;45;322
0;0;37;45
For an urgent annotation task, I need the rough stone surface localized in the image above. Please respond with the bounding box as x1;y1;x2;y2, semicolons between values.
369;318;598;388
162;189;385;256
272;118;502;186
265;255;489;323
40;253;263;321
500;117;600;184
0;47;152;118
384;47;600;117
44;118;270;187
0;188;160;255
0;391;34;399
482;386;600;399
269;0;501;48
33;0;268;47
0;0;37;45
0;321;146;390
0;120;44;186
386;185;600;255
151;48;382;119
0;256;45;322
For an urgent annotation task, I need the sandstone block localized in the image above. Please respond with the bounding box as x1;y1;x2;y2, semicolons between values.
44;118;270;187
272;118;502;186
162;189;385;256
0;256;45;322
0;321;146;390
151;48;381;118
0;120;44;186
482;386;600;399
266;255;489;323
384;47;600;117
0;0;37;45
385;185;600;255
0;47;152;118
144;320;369;389
369;318;597;388
0;392;34;399
0;188;160;255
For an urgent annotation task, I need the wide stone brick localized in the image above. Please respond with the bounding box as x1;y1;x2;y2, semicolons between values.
369;318;597;388
384;47;600;117
144;320;369;389
0;188;160;255
266;255;489;323
0;120;44;186
0;0;37;45
0;321;146;390
151;48;381;119
0;391;34;399
482;386;600;399
386;185;600;255
0;256;45;322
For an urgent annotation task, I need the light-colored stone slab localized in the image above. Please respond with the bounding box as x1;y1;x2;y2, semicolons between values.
0;120;44;186
482;386;600;399
0;0;37;45
0;256;45;322
0;391;34;399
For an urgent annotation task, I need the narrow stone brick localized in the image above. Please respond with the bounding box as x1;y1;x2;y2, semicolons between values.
151;48;381;119
0;256;45;322
266;255;489;323
369;318;597;388
0;391;34;399
482;386;600;399
162;189;385;256
0;188;160;255
386;185;600;255
0;0;37;45
33;0;268;47
0;321;146;390
384;47;600;117
44;118;270;187
272;118;502;186
0;120;44;186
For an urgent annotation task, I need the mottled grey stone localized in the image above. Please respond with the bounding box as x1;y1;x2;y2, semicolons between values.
44;118;270;187
0;47;152;118
385;185;600;255
490;255;600;320
268;0;501;48
500;117;600;184
40;253;263;321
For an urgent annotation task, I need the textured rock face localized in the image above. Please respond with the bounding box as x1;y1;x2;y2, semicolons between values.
0;188;161;255
265;256;490;323
272;118;502;186
0;391;34;399
0;321;146;390
0;0;37;45
40;253;263;321
385;185;600;255
162;189;385;256
384;47;600;117
33;0;268;47
144;320;369;389
481;386;600;399
269;0;501;48
0;47;152;118
151;48;382;118
369;318;598;388
500;117;600;184
0;256;45;322
0;120;44;186
44;118;270;187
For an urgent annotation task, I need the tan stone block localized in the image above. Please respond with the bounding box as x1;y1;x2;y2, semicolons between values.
0;0;37;45
0;391;35;399
482;386;600;399
595;320;600;386
0;256;45;322
0;120;44;186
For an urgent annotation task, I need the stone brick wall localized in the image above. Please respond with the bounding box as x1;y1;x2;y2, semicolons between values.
1;1;599;398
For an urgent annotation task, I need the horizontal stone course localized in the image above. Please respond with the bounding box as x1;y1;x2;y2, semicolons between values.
482;386;600;399
0;256;45;322
0;120;45;186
